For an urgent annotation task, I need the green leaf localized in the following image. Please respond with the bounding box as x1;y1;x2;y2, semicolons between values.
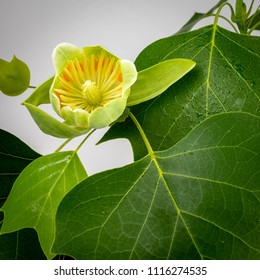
0;129;45;259
53;112;260;259
127;59;196;106
246;10;260;31
0;151;87;259
0;56;30;96
0;129;40;208
23;78;90;138
24;76;54;105
102;25;260;160
177;0;226;33
0;227;46;260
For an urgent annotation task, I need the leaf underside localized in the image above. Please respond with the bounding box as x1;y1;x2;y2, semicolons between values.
53;112;260;260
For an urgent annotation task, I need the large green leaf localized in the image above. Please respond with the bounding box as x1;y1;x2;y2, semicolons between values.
53;112;260;260
102;25;260;160
0;56;30;96
0;151;87;259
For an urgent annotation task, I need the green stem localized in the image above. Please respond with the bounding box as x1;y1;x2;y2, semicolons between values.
235;0;249;33
210;13;239;33
75;129;96;153
54;129;95;153
28;85;37;89
213;2;235;27
246;5;260;34
55;137;73;152
247;21;260;34
235;0;244;19
247;0;255;16
129;112;155;159
129;112;165;188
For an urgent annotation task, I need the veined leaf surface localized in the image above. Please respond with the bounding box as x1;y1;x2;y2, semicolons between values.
0;129;44;259
0;228;46;260
53;112;260;260
0;129;40;208
1;151;87;259
102;25;260;160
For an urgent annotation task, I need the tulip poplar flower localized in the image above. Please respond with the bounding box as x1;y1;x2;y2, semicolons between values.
50;43;137;129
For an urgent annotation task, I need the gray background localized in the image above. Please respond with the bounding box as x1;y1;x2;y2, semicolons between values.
0;0;256;174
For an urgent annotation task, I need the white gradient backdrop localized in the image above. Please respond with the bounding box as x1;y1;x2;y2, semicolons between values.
0;0;255;174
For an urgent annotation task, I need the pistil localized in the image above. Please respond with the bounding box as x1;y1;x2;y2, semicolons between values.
81;80;101;105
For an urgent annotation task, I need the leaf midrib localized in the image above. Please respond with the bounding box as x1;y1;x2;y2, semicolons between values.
157;25;216;119
130;110;260;258
205;23;217;118
129;112;204;259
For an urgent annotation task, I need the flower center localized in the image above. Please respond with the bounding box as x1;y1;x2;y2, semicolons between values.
81;80;101;106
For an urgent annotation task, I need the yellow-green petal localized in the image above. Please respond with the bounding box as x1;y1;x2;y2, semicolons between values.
50;43;137;130
88;94;128;128
53;43;82;74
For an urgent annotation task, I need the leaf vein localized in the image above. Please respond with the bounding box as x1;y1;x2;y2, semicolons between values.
157;81;206;150
181;210;260;255
93;160;153;259
156;145;258;159
214;45;259;101
161;27;211;62
217;29;260;58
162;172;256;194
129;176;161;259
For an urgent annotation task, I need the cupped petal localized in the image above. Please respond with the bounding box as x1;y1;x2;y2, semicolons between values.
120;59;138;94
60;107;89;128
49;89;62;116
53;43;82;74
88;91;129;128
82;45;120;60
